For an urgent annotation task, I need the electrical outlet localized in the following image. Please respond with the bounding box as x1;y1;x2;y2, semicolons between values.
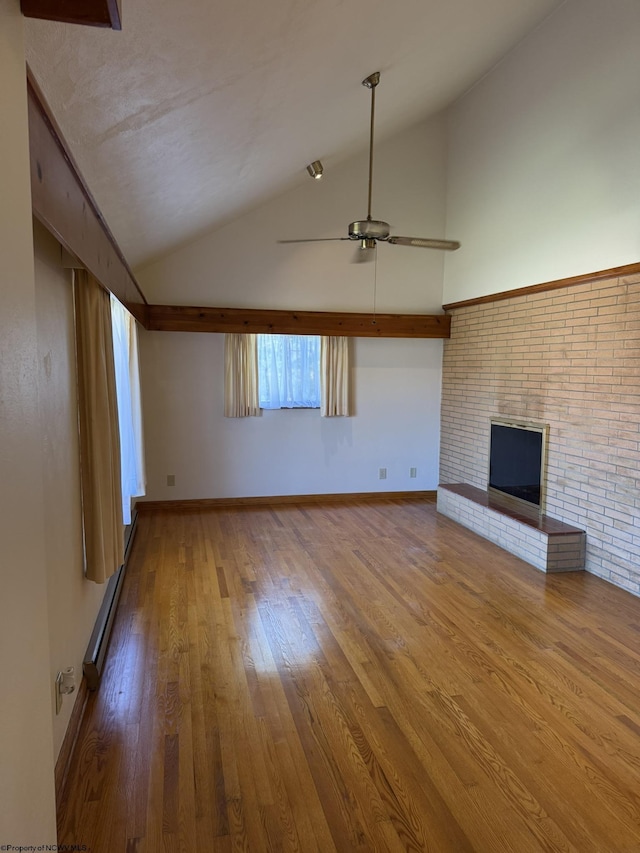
167;474;175;487
55;667;76;715
410;467;417;478
55;672;63;715
379;467;387;480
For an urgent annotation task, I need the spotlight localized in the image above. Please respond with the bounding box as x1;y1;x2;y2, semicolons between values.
306;160;323;180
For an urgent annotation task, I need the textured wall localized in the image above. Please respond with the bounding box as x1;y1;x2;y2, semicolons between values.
0;0;57;841
440;273;640;594
34;220;107;760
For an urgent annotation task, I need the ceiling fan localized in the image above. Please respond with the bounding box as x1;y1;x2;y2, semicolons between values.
279;71;460;255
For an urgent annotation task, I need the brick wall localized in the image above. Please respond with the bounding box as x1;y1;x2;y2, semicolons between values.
440;273;640;593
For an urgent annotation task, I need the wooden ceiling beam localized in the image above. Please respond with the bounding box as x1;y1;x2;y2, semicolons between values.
21;0;122;29
147;304;451;339
27;68;148;324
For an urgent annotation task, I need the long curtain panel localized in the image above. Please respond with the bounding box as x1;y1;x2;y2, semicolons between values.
74;270;124;583
321;336;351;417
110;294;146;524
224;333;260;417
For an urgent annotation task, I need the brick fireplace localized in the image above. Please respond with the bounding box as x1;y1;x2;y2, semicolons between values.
438;272;640;594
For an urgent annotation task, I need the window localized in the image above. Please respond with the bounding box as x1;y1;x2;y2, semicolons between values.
224;333;350;418
257;334;321;409
110;294;146;524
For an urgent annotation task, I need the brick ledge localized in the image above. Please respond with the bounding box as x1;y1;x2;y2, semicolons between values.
438;483;584;536
437;484;585;573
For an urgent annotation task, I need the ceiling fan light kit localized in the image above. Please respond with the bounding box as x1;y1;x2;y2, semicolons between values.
280;71;460;253
359;238;376;250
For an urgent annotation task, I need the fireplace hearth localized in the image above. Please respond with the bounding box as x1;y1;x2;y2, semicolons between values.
437;483;585;573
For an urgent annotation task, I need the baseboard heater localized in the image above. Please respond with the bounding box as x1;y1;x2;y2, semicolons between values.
83;511;138;690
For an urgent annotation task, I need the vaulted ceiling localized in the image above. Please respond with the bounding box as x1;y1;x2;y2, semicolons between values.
24;0;564;270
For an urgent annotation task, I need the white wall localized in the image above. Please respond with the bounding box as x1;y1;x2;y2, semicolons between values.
138;117;448;501
0;1;57;842
33;221;108;758
444;0;640;303
140;332;442;500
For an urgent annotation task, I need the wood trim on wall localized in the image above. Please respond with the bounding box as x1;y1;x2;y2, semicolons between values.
26;69;148;323
21;0;122;29
442;262;640;311
136;491;437;513
147;304;451;338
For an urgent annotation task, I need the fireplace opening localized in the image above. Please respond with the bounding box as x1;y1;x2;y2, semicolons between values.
488;419;548;512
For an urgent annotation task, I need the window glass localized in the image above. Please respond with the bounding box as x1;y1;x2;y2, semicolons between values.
110;294;146;522
257;334;321;409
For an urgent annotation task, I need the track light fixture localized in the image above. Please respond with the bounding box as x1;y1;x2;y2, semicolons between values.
306;160;323;180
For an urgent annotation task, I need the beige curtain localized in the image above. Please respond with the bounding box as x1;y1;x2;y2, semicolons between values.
224;333;260;417
321;336;351;417
74;269;124;583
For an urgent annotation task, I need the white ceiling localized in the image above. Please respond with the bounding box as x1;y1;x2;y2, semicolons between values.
24;0;564;270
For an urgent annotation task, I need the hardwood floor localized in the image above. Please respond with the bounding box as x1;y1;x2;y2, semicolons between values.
58;498;640;851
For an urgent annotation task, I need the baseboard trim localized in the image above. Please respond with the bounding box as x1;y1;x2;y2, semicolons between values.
136;491;437;512
54;675;89;807
55;512;139;808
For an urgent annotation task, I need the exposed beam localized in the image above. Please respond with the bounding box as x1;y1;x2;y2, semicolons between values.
146;305;451;338
27;69;147;323
21;0;122;29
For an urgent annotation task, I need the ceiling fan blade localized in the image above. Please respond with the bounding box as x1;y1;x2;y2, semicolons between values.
387;235;461;251
278;237;351;244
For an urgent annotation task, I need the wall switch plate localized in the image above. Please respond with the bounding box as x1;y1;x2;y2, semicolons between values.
379;468;387;480
410;467;417;478
167;474;175;487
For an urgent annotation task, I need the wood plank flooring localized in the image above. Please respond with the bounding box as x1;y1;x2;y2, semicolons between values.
57;497;640;851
